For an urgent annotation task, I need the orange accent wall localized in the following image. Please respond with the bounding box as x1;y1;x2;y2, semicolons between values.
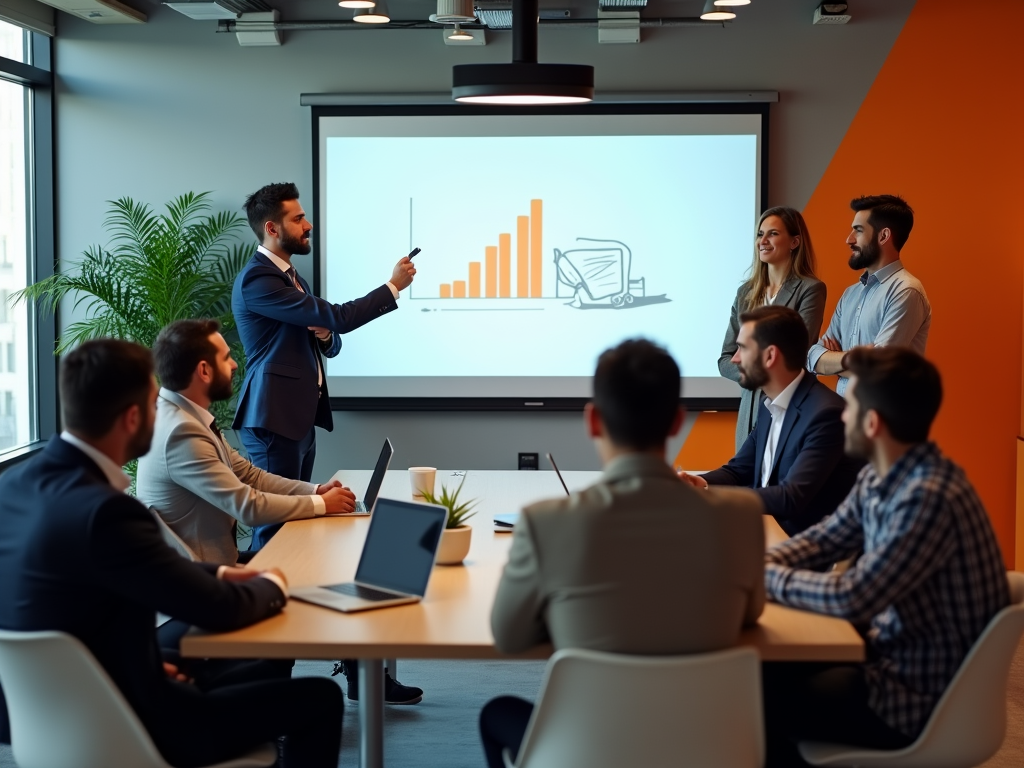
673;412;738;472
801;0;1024;565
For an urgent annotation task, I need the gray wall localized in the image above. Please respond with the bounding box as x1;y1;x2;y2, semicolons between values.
51;0;914;472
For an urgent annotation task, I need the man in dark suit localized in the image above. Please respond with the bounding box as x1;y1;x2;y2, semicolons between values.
682;305;863;536
232;182;415;551
232;182;422;705
0;339;342;767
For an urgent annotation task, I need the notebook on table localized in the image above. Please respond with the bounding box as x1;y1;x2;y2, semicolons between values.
292;497;448;613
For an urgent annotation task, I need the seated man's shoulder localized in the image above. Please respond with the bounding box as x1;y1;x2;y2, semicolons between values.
704;485;764;518
806;377;846;410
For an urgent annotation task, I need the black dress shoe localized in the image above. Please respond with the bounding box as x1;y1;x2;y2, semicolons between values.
341;663;423;705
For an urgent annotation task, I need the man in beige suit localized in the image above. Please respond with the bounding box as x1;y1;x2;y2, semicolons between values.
480;339;766;768
136;319;356;566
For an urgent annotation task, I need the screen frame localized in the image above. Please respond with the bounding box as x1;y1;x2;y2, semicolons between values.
311;101;770;412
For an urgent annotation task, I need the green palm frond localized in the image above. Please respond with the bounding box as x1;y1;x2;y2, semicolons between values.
14;190;252;404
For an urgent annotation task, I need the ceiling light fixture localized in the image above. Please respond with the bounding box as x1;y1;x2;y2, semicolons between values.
352;0;390;23
339;0;376;8
700;0;736;20
448;23;475;40
713;0;751;6
452;0;594;105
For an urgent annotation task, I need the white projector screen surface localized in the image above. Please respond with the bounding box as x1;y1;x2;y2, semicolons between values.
316;109;763;403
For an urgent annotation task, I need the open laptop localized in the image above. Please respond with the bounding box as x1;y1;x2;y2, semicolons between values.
494;453;572;532
292;497;448;613
351;438;394;514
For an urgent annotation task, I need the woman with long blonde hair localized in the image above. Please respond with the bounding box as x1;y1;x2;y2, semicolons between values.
718;207;826;449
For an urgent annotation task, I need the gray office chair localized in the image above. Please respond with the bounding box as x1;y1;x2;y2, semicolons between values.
799;571;1024;768
0;629;277;768
504;646;764;768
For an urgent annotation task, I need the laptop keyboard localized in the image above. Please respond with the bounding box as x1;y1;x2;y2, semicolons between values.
326;583;404;602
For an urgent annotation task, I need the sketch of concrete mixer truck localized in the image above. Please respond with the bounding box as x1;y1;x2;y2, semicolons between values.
553;238;646;308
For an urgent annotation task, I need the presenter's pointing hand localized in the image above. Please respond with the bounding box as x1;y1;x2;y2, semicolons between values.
322;486;358;515
390;256;417;291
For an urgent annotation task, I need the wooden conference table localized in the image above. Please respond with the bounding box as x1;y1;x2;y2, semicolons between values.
183;469;863;768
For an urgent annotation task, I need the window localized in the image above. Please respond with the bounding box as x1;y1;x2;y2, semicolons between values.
0;18;55;458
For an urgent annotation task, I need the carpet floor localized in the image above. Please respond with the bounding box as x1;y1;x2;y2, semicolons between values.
1;643;1021;768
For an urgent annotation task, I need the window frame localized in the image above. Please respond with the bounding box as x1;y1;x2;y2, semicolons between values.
0;29;57;469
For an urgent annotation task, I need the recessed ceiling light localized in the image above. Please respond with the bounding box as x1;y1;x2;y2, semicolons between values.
339;0;376;8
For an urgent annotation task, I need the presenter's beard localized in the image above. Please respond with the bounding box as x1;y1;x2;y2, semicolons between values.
737;359;769;391
848;239;880;270
281;229;312;256
209;368;234;403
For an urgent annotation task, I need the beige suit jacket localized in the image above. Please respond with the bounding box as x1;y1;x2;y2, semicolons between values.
136;389;318;566
491;453;766;655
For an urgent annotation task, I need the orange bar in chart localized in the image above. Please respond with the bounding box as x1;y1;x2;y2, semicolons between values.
440;284;451;298
530;199;543;297
516;216;529;298
485;246;497;297
499;234;511;298
468;262;481;298
453;280;467;298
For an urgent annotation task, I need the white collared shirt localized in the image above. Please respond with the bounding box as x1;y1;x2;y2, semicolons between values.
760;370;805;487
61;431;132;492
166;389;325;517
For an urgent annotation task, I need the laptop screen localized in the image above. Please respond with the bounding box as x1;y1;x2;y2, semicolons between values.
355;498;447;597
362;438;394;510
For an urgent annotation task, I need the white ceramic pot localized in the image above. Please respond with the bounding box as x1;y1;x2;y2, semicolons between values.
436;525;472;565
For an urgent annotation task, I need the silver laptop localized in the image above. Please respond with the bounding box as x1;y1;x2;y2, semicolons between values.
352;438;394;514
292;497;448;613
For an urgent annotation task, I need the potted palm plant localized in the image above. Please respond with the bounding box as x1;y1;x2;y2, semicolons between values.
419;474;478;565
14;191;253;481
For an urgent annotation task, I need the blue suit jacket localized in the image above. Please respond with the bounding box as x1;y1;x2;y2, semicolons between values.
0;436;285;744
231;251;397;441
702;374;864;536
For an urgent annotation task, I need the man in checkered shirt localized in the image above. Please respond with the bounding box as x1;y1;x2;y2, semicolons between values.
761;346;1008;767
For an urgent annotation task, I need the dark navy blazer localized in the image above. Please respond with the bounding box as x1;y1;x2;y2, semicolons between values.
702;374;864;536
0;436;285;744
231;251;397;441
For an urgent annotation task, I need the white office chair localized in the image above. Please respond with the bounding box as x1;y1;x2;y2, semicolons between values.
0;629;278;768
799;570;1024;768
503;646;764;768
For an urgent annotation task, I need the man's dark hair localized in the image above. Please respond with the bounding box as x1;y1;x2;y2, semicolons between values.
738;305;809;371
153;319;222;391
60;339;153;438
842;347;942;443
244;182;300;241
593;339;681;450
850;194;915;251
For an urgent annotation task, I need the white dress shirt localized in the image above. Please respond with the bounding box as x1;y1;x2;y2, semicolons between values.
760;370;805;487
60;431;288;596
172;391;325;517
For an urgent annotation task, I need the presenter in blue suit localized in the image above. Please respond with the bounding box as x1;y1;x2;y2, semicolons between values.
232;182;415;550
682;305;863;536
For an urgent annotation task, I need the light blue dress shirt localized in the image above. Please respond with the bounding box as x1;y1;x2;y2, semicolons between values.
807;260;931;395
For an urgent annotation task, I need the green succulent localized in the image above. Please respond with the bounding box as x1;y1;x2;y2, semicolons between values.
419;474;478;529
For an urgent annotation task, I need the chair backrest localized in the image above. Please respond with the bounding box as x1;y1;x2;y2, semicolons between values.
512;646;763;768
149;506;198;562
0;629;171;768
893;571;1024;767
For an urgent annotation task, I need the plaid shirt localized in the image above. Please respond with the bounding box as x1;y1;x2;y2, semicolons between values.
765;442;1008;737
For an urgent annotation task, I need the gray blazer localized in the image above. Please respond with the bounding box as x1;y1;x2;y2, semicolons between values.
490;454;766;656
718;275;826;450
136;389;319;566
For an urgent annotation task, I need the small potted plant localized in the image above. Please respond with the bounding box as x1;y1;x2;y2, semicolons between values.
420;475;478;565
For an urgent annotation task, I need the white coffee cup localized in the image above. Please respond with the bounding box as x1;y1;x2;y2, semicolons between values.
409;467;437;500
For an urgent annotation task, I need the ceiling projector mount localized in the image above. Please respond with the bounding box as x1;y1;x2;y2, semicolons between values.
450;0;595;104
